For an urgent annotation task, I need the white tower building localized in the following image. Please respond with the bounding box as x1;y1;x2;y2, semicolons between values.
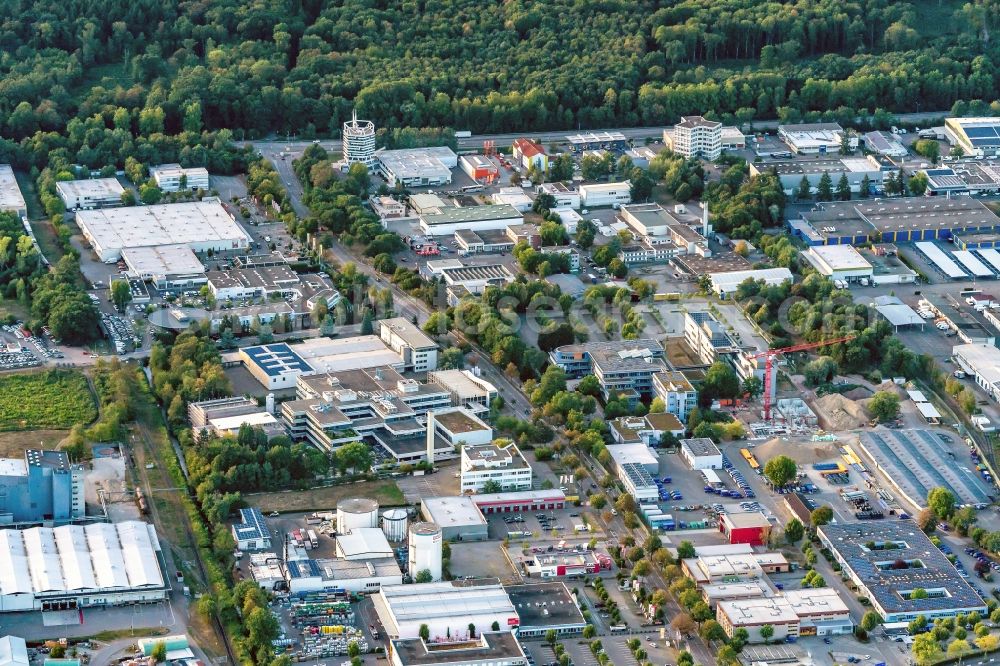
408;522;443;582
343;110;376;169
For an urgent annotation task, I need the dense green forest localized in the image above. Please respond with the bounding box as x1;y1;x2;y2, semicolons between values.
0;0;999;152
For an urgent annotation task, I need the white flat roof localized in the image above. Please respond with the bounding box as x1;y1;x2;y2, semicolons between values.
209;412;277;431
608;443;659;468
76;201;249;254
122;244;205;276
0;166;25;214
56;177;124;199
291;335;402;373
579;181;630;193
916;402;942;419
430;369;497;399
0;521;163;597
710;268;793;291
378;580;514;623
336;527;393;558
422;496;487;527
808;245;872;271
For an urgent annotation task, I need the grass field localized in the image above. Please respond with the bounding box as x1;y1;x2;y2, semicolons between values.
249;479;405;512
0;370;97;431
0;428;67;457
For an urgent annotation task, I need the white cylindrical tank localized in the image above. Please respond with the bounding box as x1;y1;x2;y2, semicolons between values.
265;393;275;414
408;522;443;582
382;508;409;543
336;498;379;534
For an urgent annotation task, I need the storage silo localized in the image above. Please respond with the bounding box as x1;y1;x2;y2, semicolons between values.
336;498;379;534
408;522;443;582
382;508;409;543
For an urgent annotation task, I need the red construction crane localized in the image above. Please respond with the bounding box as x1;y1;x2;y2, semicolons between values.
750;335;856;421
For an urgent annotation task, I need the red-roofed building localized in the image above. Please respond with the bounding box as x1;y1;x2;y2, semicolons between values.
512;139;549;172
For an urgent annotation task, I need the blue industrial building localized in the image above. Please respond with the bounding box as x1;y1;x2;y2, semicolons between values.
791;198;1000;247
0;449;84;525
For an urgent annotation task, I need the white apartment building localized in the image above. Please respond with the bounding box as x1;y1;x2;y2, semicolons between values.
460;441;533;493
149;164;210;191
378;317;439;372
666;116;722;160
652;371;698;423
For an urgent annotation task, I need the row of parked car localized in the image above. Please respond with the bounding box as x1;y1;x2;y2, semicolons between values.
654;476;682;501
0;349;40;369
101;313;136;354
722;454;756;498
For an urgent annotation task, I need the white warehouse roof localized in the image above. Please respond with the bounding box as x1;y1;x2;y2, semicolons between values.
76;200;250;260
0;521;164;598
710;268;793;295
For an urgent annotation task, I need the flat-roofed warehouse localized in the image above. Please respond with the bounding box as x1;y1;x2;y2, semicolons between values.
121;244;206;291
791;198;1000;246
0;521;167;611
377;147;458;188
419;204;523;236
818;520;987;623
803;245;873;282
945;117;1000;158
859;197;1000;243
373;579;518;639
0;165;26;218
76;200;251;262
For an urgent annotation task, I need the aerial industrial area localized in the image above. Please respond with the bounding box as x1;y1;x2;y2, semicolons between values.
5;108;1000;666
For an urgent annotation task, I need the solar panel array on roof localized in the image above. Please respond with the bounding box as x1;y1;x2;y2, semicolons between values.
242;343;313;377
234;508;269;541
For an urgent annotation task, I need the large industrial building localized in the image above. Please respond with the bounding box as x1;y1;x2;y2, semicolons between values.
76;200;251;262
0;166;26;218
791;197;1000;246
0;521;167;611
952;343;1000;403
0;449;84;526
373;579;518;640
945;117;1000;158
149;164;209;191
749;155;889;195
239;336;409;390
55;177;125;210
709;268;793;297
777;123;844;155
818;521;988;623
506;582;587;637
377;147;458;188
121;244;207;292
286;556;402;595
419;205;523;236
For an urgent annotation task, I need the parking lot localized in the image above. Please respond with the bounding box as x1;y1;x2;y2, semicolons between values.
485;505;597;541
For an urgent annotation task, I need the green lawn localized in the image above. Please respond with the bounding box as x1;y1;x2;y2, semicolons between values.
0;370;97;431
